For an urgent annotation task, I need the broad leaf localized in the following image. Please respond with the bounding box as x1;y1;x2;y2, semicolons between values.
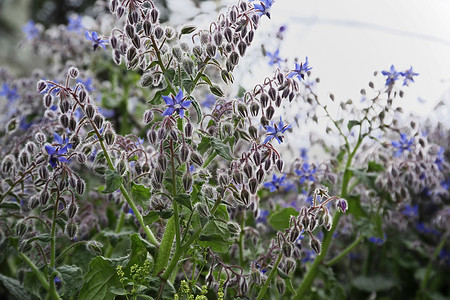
268;208;299;231
57;265;83;298
102;170;122;194
131;183;151;207
198;220;233;253
0;274;35;300
174;194;192;210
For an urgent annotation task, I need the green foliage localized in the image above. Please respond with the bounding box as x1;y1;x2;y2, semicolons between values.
268;207;299;231
102;169;123;194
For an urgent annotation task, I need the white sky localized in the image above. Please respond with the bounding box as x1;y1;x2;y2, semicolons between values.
170;0;450;122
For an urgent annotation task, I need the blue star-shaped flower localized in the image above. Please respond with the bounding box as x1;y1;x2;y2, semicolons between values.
400;67;419;86
85;30;108;51
286;57;312;82
263;174;287;192
381;65;400;86
263;117;291;144
45;139;70;169
161;88;191;119
266;49;282;66
22;20;39;40
295;162;317;184
0;83;19;102
253;0;275;18
402;204;418;218
391;133;414;157
67;15;83;33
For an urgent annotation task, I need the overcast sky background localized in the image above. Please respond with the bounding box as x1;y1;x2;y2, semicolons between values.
170;0;450;123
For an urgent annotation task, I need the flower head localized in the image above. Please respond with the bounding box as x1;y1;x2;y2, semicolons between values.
336;198;348;213
295;162;317;184
45;133;72;168
161;88;191;119
381;65;400;86
85;30;108;51
400;67;419;86
0;84;19;102
22;20;39;40
286;57;312;82
435;147;445;171
263;174;287;192
263;117;291;144
253;0;275;19
391;133;414;157
67;15;83;33
402;204;418;218
266;49;282;66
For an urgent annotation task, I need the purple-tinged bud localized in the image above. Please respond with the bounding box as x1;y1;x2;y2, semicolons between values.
233;170;244;185
275;95;282;107
130;10;139;24
230;51;240;65
249;178;258;194
77;153;86;164
69;176;77;189
253;151;261;165
281;88;290;99
289;92;295;102
29;196;39;210
184;122;193;137
76;179;85;195
251;268;262;285
240;1;247;11
26;141;37;154
147;129;157;144
260;93;269;108
43;93;53;108
19;149;30;168
179;145;190;162
240;188;250;206
229;10;237;23
195;202;210;218
40;190;49;205
283;258;296;274
60;98;70;114
172;46;182;61
143;110;154;124
182;59;194;75
93;114;104;130
183;171;193;192
65;220;78;239
292;247;302;260
276;159;284;172
256;166;264;183
154;26;164;39
263;157;271;172
67;202;78;219
119;42;127;55
289;227;300;243
78;89;87;103
282;242;293;257
237;103;248;118
132;35;141;49
337;198;348;213
15;221;28;237
134;161;142;175
143;20;152;36
310;237;322;255
250;101;260;117
116;159;127;176
218;171;230;186
125;24;135;39
157;155;167;171
85;104;95;119
142;162;150;173
276;277;286;295
116;6;125;18
238;41;247;56
109;0;118;13
206;44;217;57
104;128;115;146
68;67;79;79
265;105;275;120
246;30;254;43
243;163;253;178
37;80;47;93
69;116;77;132
248;125;258;140
154;167;164;183
190;152;203;166
240;279;248;295
35;132;46;144
268;87;277;101
309;217;317;231
110;35;118;49
224;27;233;43
150;8;159;24
59;114;69;128
127;47;137;62
214;32;223;46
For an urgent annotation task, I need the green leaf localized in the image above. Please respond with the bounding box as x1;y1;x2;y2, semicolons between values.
213;204;229;221
146;276;175;299
23;271;46;299
191;100;202;124
57;265;83;297
109;286;127;296
268;208;299;231
0;274;34;300
198;220;233;253
180;25;196;35
346;195;367;219
182;79;194;94
126;233;155;271
352;275;397;292
348;167;377;191
78;256;120;300
131;183;151;207
210;85;224;97
164;68;175;82
0;201;21;210
368;161;385;172
347;120;361;131
174;194;192;210
210;137;233;161
102;170;123;194
200;74;213;86
197;136;211;155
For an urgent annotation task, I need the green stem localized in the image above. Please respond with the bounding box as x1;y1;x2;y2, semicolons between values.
256;252;283;300
105;211;126;258
293;137;363;299
239;213;245;267
325;235;364;266
419;234;448;296
19;252;49;291
153;217;176;276
48;193;60;299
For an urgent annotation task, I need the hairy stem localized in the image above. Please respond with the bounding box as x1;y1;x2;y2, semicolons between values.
105;210;126;258
256;251;283;300
325;235;364;266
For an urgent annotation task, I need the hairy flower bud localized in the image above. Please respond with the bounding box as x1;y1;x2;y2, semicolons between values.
150;8;159;24
243;163;253;178
229;51;239;65
276;159;284;172
260;93;269;108
132;35;141;49
190;152;203;166
37;80;46;93
154;167;164;183
179;144;190;162
182;59;194;75
29;196;39;210
240;188;250;206
43;93;53;108
147;129;157;144
213;32;223;46
154;26;164;39
104;128;116;146
69;116;77;132
85;104;95;119
116;159;127;176
256;166;265;183
250;101;260;117
93;114;104;130
248;125;258;140
68;67;79;79
227;222;241;235
19;149;29;168
59;114;69;128
183;171;193;192
157;154;167;171
78;89;87;103
265;105;275;120
40;190;49;205
65;220;78;239
224;27;233;43
76;179;86;195
67;202;78;219
310;237;322;255
276;277;286;295
195;202;210;218
238;41;247;56
15;221;28;237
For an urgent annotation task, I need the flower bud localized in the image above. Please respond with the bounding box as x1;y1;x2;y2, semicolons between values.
179;144;190;162
276;159;284;172
157;154;167;171
144;20;152;36
154;26;164;39
182;59;194;75
15;221;28;237
247;126;258;141
104;128;116;146
184;122;193;138
132;35;141;49
19;150;30;168
251;268;262;285
116;159;127;176
282;242;293;258
243;163;253;178
150;8;159;24
260;93;269;108
289;227;300;243
69;67;79;79
76;179;85;195
256;166;264;183
310;237;322;255
40;190;49;205
276;277;286;295
250;101;260;117
142;162;150;173
67;202;78;219
218;171;230;186
238;41;247;56
94;114;104;130
85;104;95;119
154;167;164;183
37;80;46;93
195;202;210;218
19;240;32;253
147;129;157;144
224;27;233;43
253;151;261;166
60;98;70;114
77;153;87;164
190;152;203;166
266;105;275;120
240;188;250;206
229;51;239;66
43;93;53;108
337;198;348;213
206;43;217;57
78;89;87;103
35;132;46;144
249;178;258;194
109;0;118;12
134;161;142;175
183;171;193;192
6;118;16;132
29;196;39;210
110;35;118;49
130;10;139;24
86;241;103;255
59;114;69;128
69;116;77;132
227;222;241;235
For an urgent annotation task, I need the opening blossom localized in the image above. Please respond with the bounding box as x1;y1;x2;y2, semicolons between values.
266;49;282;66
286;57;312;82
295;162;317;184
85;30;108;51
263;117;291;144
263;174;287;192
381;65;400;86
252;0;275;19
161;88;192;119
391;133;414;157
400;67;419;86
45;133;72;168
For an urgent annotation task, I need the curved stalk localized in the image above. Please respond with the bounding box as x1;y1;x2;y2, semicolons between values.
256;252;283;300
